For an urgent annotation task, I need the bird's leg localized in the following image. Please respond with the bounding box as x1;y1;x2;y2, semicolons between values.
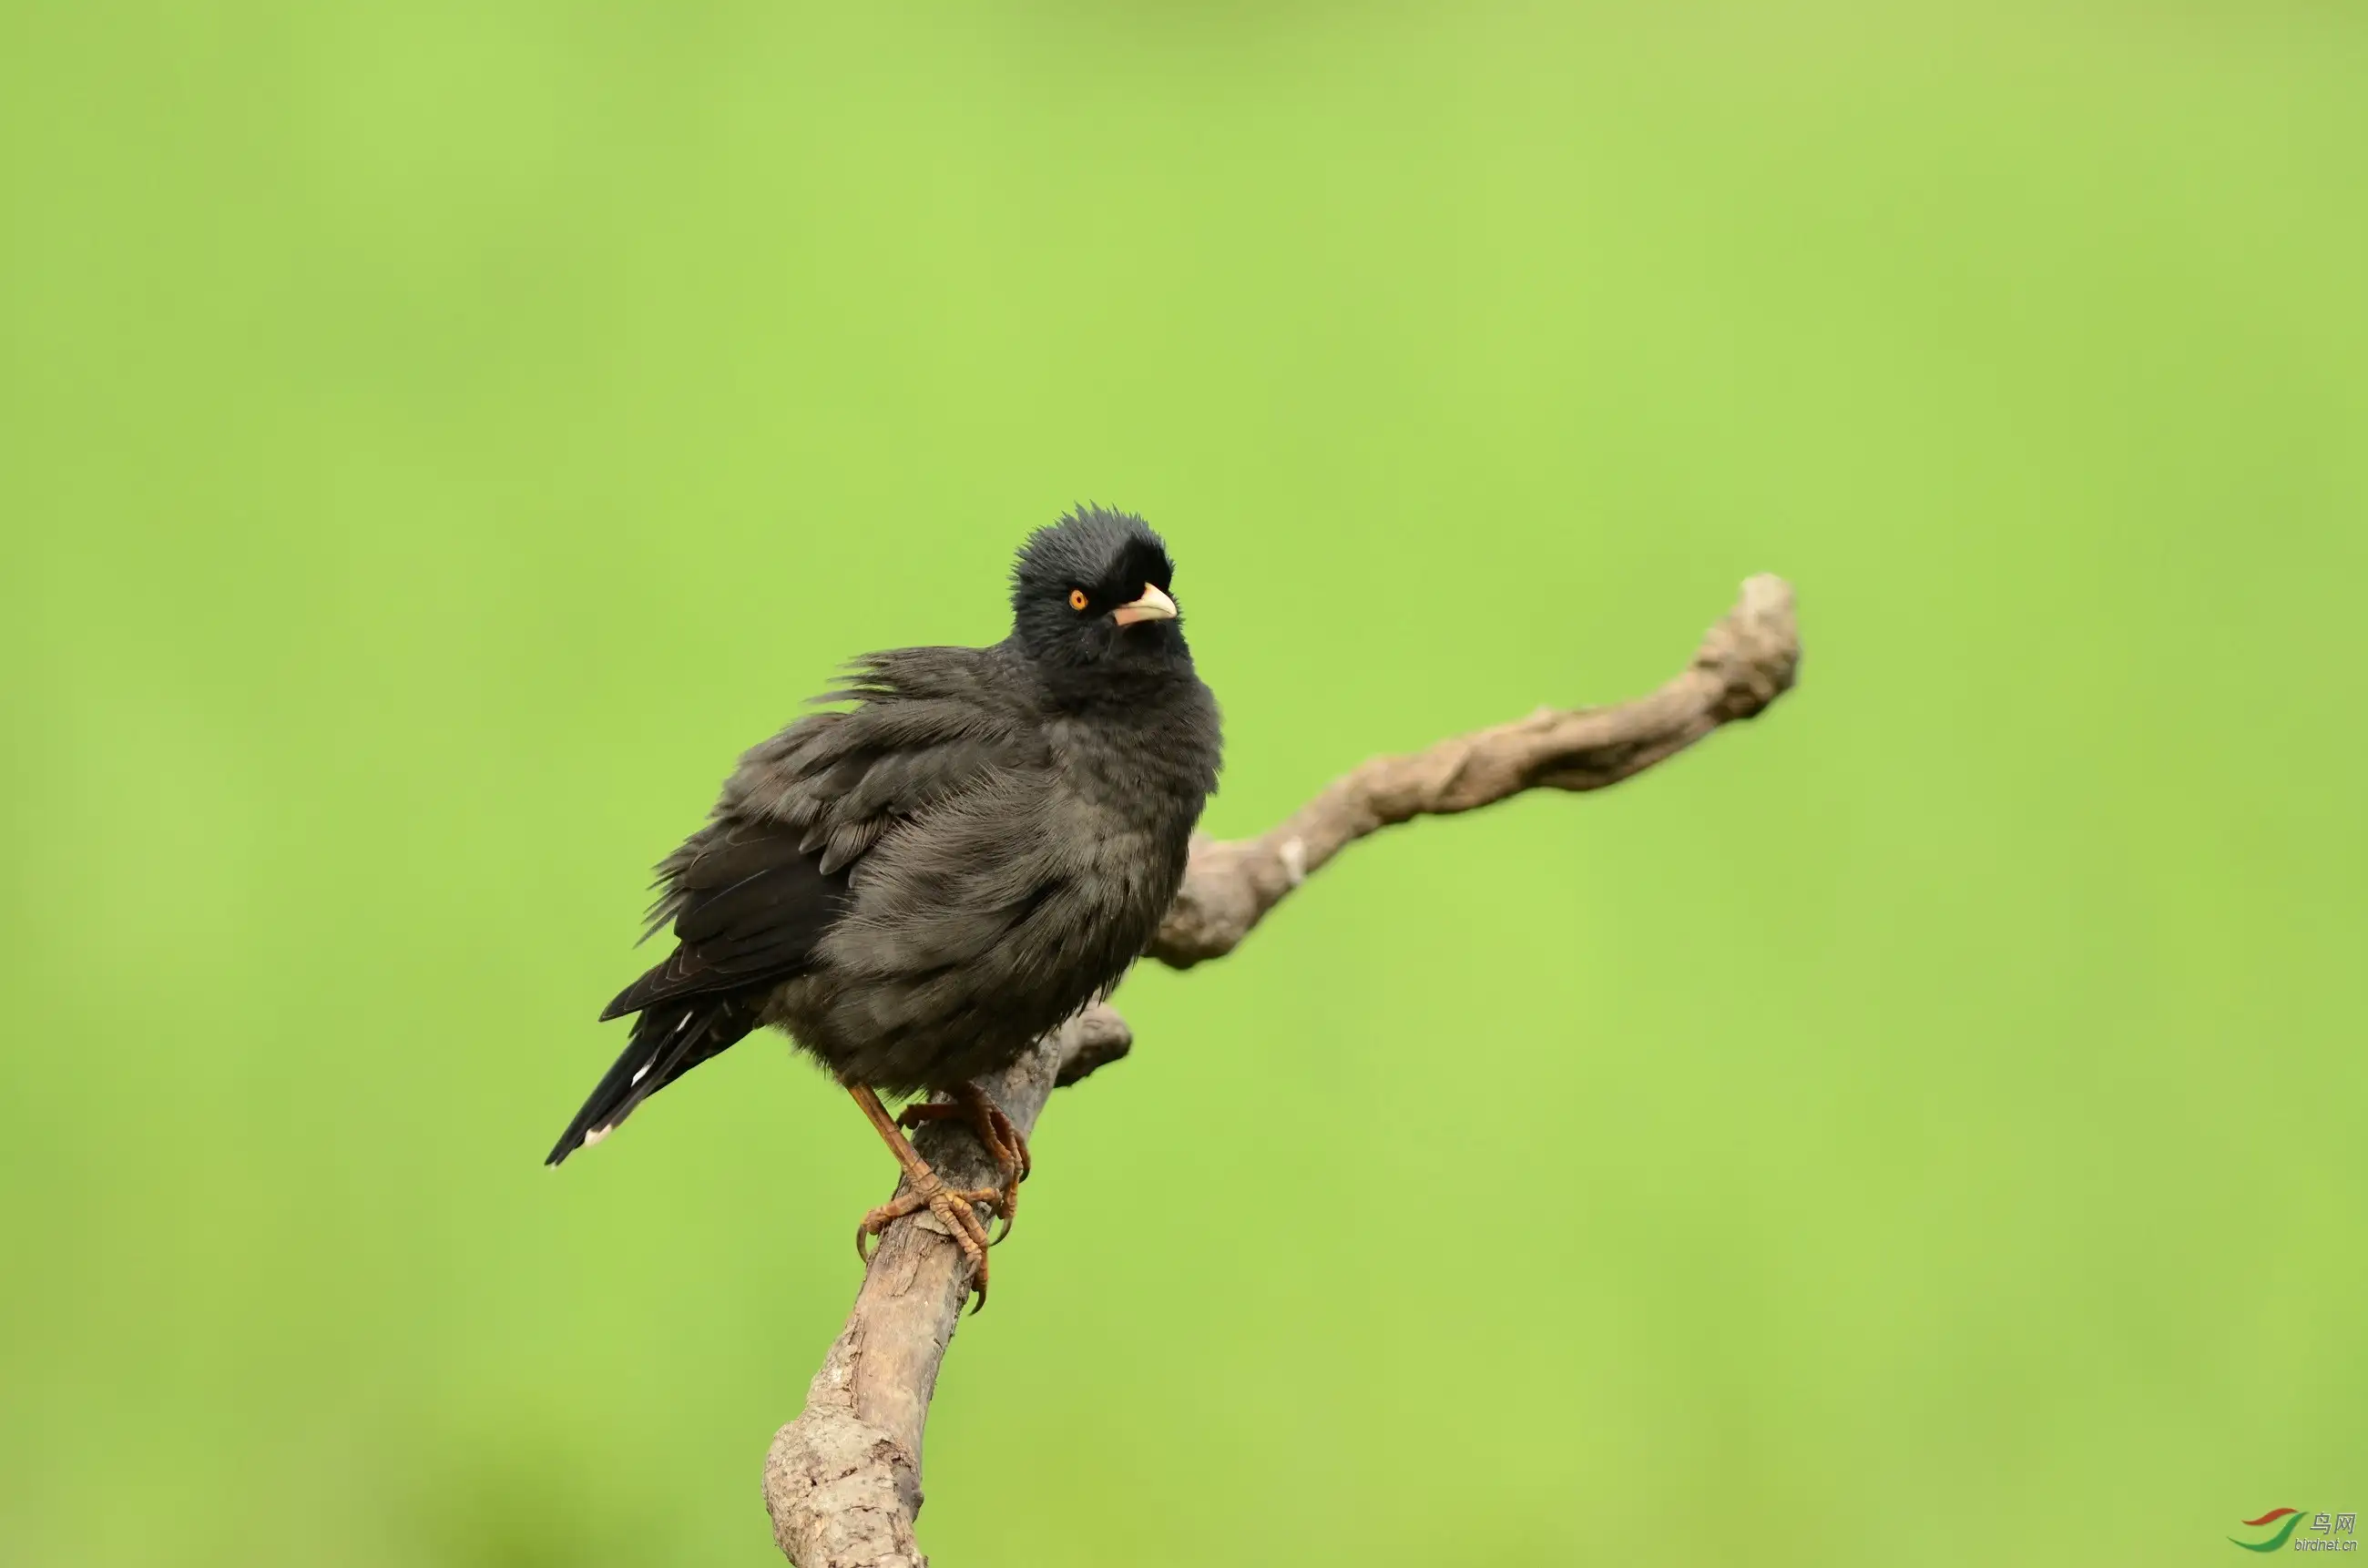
848;1084;999;1309
896;1082;1031;1241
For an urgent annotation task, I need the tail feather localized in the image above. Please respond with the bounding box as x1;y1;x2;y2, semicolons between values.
546;995;760;1165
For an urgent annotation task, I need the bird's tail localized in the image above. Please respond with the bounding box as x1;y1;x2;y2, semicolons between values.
546;994;760;1166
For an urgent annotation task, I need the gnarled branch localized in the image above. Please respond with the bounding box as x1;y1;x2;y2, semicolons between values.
762;1006;1132;1568
763;575;1801;1564
1151;572;1799;967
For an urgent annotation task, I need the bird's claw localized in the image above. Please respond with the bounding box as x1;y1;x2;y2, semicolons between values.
896;1086;1030;1242
854;1173;1004;1310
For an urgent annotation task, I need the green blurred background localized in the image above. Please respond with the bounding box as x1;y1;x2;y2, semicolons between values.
5;3;2363;1563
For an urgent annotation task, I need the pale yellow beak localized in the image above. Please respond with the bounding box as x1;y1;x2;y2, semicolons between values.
1110;582;1179;626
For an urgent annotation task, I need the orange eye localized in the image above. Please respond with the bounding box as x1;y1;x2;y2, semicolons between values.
1067;588;1089;611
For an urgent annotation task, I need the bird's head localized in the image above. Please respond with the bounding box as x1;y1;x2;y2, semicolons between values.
1009;506;1189;670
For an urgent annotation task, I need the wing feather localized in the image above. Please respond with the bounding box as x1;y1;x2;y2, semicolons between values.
602;648;1039;1022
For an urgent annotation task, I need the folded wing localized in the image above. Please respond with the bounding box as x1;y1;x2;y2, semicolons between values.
547;649;1037;1163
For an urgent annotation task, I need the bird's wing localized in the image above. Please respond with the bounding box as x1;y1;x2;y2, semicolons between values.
735;647;1042;878
600;647;1039;1021
597;816;850;1019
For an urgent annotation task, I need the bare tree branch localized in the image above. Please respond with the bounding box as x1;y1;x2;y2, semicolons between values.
763;1005;1132;1568
763;575;1801;1565
1150;572;1799;967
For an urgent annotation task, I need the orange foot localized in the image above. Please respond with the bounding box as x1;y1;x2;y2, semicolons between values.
897;1082;1031;1240
845;1084;1004;1310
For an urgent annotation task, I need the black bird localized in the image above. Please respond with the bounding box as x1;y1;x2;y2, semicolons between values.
548;507;1221;1303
